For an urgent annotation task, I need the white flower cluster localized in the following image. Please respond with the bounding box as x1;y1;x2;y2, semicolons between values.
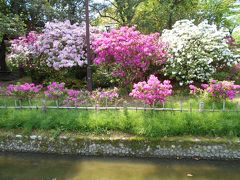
161;20;239;85
38;20;98;70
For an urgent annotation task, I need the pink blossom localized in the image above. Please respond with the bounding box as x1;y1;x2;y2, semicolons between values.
93;26;169;85
91;87;119;105
130;75;172;106
7;83;42;99
44;82;66;99
189;80;240;101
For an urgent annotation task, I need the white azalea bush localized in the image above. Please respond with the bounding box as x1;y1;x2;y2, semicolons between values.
161;20;238;85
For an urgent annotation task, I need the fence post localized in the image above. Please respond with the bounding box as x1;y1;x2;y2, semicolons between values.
144;103;146;111
189;102;192;113
28;99;32;109
180;100;183;112
199;102;204;112
212;102;215;112
14;99;18;109
42;99;47;112
56;99;59;108
222;100;226;112
74;101;77;109
4;96;7;108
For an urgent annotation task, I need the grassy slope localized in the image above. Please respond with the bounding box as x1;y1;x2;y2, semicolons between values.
0;109;239;138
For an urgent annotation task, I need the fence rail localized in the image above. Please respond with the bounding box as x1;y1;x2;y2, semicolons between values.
0;105;239;113
0;96;239;113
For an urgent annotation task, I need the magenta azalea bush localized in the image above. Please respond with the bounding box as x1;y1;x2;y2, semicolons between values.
189;80;240;101
44;82;66;100
130;75;172;106
7;83;42;100
91;87;119;106
93;26;168;85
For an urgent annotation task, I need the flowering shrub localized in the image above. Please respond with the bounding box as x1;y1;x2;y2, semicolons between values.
64;89;90;106
129;75;172;106
38;20;98;70
93;26;168;85
6;83;42;100
161;20;238;85
44;82;66;100
8;31;42;69
189;80;240;101
91;87;119;106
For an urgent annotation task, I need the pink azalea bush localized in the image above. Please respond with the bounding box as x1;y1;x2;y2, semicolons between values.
129;75;173;106
91;87;119;106
44;82;66;100
189;80;240;101
7;83;42;100
93;26;168;84
64;89;90;106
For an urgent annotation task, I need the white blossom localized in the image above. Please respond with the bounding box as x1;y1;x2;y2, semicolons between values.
161;20;238;85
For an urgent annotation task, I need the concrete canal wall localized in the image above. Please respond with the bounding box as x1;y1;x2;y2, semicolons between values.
0;132;239;160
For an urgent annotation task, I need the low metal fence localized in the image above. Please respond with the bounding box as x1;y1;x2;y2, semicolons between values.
0;96;239;113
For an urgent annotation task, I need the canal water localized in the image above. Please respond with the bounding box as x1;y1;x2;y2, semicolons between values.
0;152;239;180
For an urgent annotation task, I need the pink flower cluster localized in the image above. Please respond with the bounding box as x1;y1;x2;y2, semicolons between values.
93;26;168;84
189;80;240;100
64;89;90;106
44;82;66;100
91;87;119;105
10;31;40;55
129;75;173;106
7;83;42;99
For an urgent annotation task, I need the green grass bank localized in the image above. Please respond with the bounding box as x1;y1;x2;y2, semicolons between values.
0;109;239;138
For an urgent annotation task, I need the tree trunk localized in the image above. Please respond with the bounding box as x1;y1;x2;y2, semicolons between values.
0;35;8;71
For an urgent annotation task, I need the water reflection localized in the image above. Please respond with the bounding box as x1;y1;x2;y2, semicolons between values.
0;152;239;180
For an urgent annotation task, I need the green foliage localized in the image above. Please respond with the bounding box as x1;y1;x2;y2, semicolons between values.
196;0;237;29
96;0;237;34
0;109;239;137
233;28;240;45
0;0;97;32
93;66;120;88
0;13;26;40
134;0;199;33
93;0;144;26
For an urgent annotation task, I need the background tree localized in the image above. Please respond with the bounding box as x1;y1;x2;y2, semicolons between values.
196;0;236;29
93;0;144;26
129;0;198;33
0;13;25;71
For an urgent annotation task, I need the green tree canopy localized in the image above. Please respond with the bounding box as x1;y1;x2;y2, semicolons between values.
93;0;144;26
